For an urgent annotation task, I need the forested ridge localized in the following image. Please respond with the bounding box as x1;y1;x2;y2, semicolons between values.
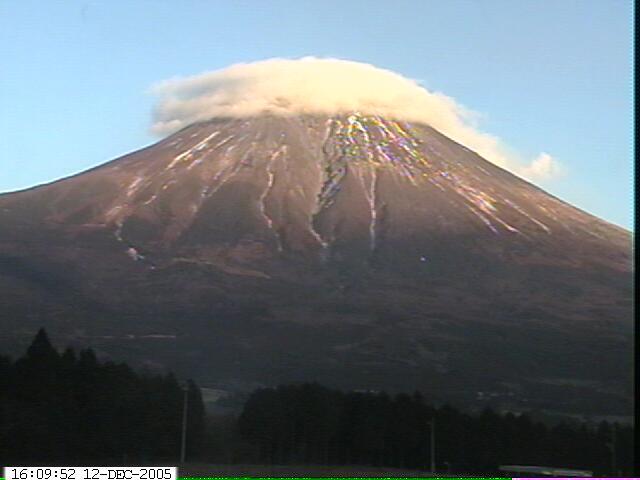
235;384;634;475
0;329;205;462
0;330;634;476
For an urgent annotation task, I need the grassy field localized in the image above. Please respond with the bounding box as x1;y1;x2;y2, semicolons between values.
177;463;445;477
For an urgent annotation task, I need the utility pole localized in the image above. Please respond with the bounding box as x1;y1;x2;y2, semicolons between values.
429;418;436;474
611;423;617;476
180;383;189;464
606;423;618;476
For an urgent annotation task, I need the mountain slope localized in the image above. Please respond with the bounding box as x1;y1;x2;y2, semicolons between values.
0;114;632;416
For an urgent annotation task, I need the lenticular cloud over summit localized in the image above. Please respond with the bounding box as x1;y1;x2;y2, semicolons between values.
151;57;561;181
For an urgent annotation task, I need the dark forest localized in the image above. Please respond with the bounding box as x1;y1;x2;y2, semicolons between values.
0;330;205;462
0;331;633;476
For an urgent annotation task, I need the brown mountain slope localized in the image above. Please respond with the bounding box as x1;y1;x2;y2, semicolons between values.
0;114;632;416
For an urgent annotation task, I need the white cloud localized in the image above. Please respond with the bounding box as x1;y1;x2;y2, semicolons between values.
150;57;564;181
519;152;565;181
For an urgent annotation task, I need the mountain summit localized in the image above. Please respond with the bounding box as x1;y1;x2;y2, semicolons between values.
0;61;632;417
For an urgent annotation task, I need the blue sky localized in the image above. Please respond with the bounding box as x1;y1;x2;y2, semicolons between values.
0;0;633;228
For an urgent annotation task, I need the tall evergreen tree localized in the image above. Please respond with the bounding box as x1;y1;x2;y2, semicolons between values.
0;328;205;463
25;328;59;363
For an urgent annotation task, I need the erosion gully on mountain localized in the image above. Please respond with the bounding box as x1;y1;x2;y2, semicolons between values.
0;113;632;419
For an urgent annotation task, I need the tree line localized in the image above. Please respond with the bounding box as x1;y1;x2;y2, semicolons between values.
0;329;205;462
0;330;634;475
235;383;634;475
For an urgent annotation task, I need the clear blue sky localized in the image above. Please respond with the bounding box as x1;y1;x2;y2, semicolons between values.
0;0;633;228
